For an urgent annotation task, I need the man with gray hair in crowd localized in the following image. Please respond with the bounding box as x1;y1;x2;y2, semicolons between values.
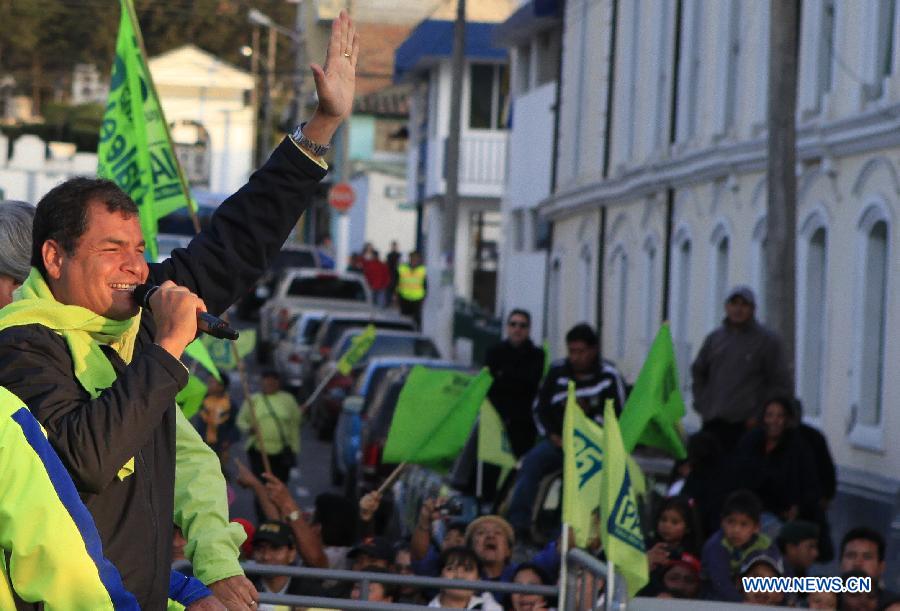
0;200;35;307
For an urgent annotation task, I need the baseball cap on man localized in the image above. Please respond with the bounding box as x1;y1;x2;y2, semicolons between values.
740;551;784;576
254;520;293;548
726;285;756;305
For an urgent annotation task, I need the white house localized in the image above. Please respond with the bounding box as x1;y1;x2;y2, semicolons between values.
395;1;516;355
494;0;562;341
533;0;900;578
148;45;256;196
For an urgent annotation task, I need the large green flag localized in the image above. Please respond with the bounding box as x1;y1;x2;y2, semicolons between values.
562;381;605;548
176;374;208;419
619;324;687;459
336;324;376;375
97;0;192;261
600;401;649;598
477;399;516;484
382;367;493;471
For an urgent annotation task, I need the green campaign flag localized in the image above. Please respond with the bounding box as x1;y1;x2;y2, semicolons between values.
97;0;192;261
201;329;256;371
337;324;376;375
619;324;687;459
562;381;605;548
176;374;208;419
600;401;649;598
477;399;516;485
383;367;493;471
184;339;221;382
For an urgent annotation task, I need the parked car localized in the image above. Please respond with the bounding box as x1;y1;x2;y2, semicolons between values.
272;310;327;391
257;268;372;361
331;356;457;488
236;244;322;322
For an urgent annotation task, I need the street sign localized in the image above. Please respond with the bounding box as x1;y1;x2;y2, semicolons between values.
328;182;356;213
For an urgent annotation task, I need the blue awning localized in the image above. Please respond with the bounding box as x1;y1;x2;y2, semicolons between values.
394;20;508;82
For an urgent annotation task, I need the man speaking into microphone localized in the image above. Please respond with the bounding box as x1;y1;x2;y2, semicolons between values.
0;12;359;609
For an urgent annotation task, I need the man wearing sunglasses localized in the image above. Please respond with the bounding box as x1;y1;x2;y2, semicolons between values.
485;310;545;458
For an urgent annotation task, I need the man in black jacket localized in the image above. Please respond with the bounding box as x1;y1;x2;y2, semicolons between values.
0;13;359;610
505;323;627;538
485;309;545;458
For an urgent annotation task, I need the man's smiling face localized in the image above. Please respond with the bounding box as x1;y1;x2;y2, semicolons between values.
43;201;148;320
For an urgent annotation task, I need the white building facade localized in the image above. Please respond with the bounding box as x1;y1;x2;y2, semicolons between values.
534;0;900;577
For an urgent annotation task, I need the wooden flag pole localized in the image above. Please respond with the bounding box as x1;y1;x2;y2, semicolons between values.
376;462;407;496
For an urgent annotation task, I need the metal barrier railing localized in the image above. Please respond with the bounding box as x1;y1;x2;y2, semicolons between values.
175;550;615;610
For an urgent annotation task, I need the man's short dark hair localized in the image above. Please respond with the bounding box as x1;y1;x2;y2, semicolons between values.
565;323;598;346
508;309;531;325
721;489;763;523
840;527;886;561
31;177;138;275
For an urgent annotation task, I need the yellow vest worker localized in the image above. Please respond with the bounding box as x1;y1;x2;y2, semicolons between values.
397;263;426;302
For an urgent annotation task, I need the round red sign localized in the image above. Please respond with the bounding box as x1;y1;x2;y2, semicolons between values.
328;182;356;213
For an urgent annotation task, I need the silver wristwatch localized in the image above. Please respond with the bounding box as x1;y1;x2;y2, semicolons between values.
290;124;331;157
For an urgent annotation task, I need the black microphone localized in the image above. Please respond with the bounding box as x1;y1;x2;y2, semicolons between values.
132;284;240;341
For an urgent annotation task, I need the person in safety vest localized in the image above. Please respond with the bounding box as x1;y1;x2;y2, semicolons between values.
396;251;426;329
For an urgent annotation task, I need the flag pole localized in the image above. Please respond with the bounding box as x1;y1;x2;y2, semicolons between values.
301;368;339;410
558;523;571;610
605;560;616;611
475;459;483;501
376;462;407;496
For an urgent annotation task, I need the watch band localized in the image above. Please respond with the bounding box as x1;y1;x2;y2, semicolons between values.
287;509;302;522
290;124;331;157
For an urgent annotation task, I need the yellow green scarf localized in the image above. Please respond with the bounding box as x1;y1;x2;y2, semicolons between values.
0;268;142;477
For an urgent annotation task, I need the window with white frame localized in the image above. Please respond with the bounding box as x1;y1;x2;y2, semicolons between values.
800;226;827;418
612;248;628;359
644;240;659;346
721;0;741;133
677;0;703;143
712;232;730;324
856;218;889;430
580;244;593;322
867;0;897;100
752;218;768;322
469;63;510;130
672;235;693;394
817;0;836;103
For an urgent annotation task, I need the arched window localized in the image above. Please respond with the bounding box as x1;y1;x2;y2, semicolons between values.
643;238;659;346
671;231;693;396
169;120;211;188
579;243;593;323
751;216;767;321
798;223;828;419
710;226;730;324
611;247;628;358
858;220;889;428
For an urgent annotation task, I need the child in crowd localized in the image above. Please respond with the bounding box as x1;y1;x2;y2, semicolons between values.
509;563;556;611
647;496;703;572
428;547;502;610
738;552;786;607
701;489;780;601
653;552;702;599
807;590;838;609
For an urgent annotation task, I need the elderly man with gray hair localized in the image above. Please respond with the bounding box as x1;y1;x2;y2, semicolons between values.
0;200;35;307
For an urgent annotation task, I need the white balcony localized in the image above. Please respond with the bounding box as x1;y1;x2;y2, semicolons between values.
425;131;508;199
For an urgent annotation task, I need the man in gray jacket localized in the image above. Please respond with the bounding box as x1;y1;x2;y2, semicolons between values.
691;285;793;449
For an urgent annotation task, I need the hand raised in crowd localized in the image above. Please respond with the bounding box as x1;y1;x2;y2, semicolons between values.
417;497;445;529
233;458;261;490
150;280;206;358
359;490;382;522
206;576;259;611
262;472;300;518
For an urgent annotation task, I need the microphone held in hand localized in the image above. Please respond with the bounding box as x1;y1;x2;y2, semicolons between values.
132;284;240;341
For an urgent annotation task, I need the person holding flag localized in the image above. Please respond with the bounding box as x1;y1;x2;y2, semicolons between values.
0;7;360;611
507;323;627;541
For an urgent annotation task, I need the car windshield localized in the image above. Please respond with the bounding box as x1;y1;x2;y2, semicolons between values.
322;320;414;348
287;276;367;301
335;335;440;362
274;249;316;270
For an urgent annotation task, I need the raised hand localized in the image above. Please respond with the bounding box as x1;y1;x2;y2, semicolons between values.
304;10;359;145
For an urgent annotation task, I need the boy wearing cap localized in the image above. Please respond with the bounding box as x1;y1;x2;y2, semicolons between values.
739;552;786;607
251;520;310;607
466;516;516;583
691;285;793;449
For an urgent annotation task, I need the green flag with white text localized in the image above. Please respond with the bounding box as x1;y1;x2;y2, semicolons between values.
98;0;192;260
383;367;493;471
619;324;687;459
600;401;649;598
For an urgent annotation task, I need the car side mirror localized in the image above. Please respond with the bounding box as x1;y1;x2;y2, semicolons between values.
343;395;364;414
